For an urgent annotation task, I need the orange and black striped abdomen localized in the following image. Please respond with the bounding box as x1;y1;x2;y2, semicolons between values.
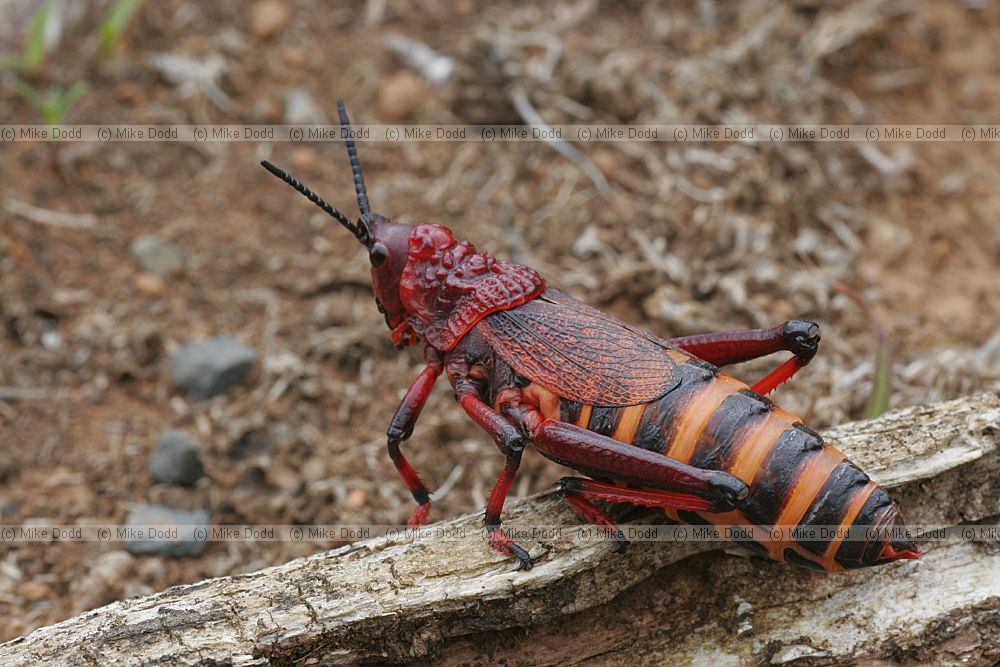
553;357;899;571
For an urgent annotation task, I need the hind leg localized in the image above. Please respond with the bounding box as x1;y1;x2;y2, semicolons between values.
560;488;629;553
668;320;820;394
558;476;736;553
526;418;748;509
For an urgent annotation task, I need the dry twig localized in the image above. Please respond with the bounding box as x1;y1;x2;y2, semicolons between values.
1;393;998;666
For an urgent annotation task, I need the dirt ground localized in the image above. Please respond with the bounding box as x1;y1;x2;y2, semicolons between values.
1;0;999;651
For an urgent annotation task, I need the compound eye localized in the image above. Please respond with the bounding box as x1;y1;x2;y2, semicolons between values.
369;242;389;267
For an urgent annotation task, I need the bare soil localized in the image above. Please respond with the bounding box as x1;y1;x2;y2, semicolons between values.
1;0;998;652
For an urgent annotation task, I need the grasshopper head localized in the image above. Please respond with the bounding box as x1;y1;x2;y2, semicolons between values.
261;100;417;342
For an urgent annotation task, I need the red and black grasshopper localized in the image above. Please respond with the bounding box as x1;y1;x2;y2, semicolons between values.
262;100;920;572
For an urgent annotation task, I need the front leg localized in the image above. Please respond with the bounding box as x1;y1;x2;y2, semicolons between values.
457;388;534;570
387;352;443;527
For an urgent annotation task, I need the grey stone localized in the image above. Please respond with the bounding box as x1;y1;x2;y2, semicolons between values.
171;337;258;400
123;505;210;558
130;235;185;277
150;430;205;486
284;88;328;125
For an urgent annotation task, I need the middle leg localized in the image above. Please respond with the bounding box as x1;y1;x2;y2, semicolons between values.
456;387;535;569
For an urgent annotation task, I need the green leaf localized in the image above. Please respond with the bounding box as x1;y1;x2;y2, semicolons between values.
0;53;24;70
14;80;45;109
865;342;892;419
99;0;147;61
23;0;54;74
53;80;89;119
15;79;89;126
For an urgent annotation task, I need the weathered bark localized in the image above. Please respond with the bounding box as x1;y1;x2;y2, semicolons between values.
1;393;998;666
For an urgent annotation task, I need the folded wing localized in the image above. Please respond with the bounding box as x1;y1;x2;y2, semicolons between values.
479;289;687;406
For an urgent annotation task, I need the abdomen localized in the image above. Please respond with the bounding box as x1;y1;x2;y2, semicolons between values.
539;356;908;571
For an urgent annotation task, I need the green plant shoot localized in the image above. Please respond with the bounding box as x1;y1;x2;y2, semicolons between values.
22;0;55;73
15;80;89;126
99;0;147;61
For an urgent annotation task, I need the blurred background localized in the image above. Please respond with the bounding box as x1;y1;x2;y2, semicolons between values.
1;0;999;642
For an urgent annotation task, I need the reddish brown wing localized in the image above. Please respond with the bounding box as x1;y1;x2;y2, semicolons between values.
538;288;677;346
478;289;687;406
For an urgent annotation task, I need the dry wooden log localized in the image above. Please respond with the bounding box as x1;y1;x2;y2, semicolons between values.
1;393;998;666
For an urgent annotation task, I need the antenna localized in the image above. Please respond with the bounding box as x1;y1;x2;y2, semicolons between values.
337;99;371;219
260;160;363;241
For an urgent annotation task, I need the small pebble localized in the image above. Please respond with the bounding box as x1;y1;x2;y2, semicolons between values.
92;551;136;582
115;81;147;107
251;96;283;123
283;46;306;67
299;377;321;398
300;456;326;482
17;580;51;602
250;0;290;39
377;71;427;121
123;505;211;558
267;465;301;492
131;235;184;277
290;146;317;172
71;550;135;613
284;89;328;125
137;558;166;584
135;272;166;297
150;430;205;486
171;337;259;400
345;488;368;510
41;329;62;350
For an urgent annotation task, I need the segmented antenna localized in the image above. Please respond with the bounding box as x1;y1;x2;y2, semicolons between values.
260;160;363;240
337;99;371;219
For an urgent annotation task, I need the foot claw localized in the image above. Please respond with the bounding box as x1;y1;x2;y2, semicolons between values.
487;527;534;570
510;543;534;570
